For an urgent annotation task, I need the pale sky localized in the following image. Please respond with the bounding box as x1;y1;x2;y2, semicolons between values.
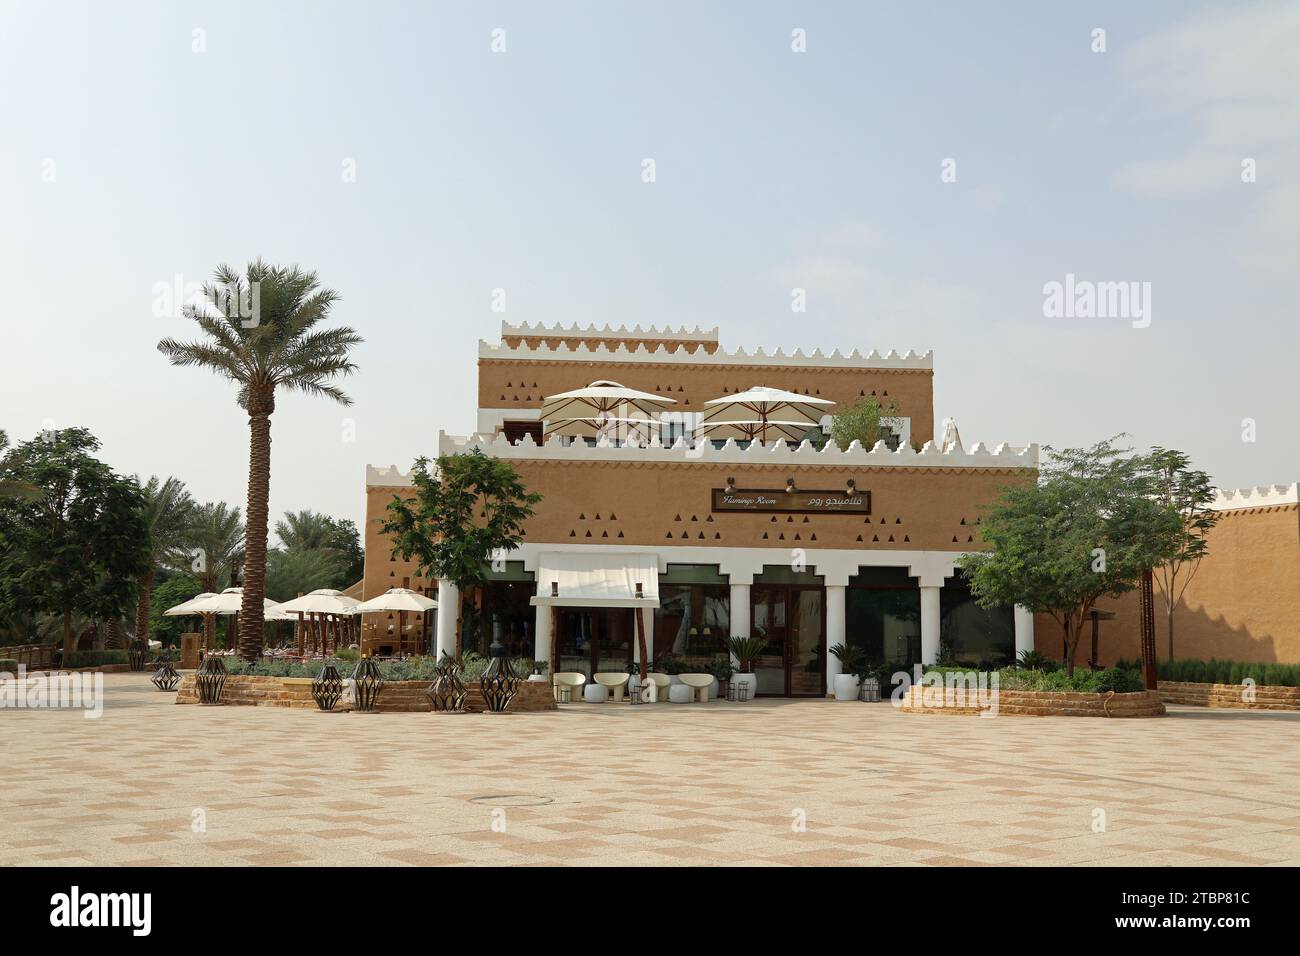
2;1;1296;531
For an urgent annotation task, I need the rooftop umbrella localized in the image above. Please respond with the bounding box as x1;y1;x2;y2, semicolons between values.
542;381;675;439
702;386;834;443
694;419;825;443
545;415;661;443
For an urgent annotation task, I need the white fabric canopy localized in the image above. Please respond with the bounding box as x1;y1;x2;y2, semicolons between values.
187;587;285;617
276;588;360;615
529;552;660;608
701;386;834;443
542;380;676;439
351;587;438;614
163;592;218;616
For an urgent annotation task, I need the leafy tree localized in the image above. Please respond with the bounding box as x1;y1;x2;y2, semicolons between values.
0;428;150;656
275;509;364;587
147;573;203;647
0;430;41;502
180;501;244;648
1147;447;1219;661
958;438;1184;675
381;449;540;656
829;395;901;450
133;476;195;645
265;547;348;602
158;260;361;660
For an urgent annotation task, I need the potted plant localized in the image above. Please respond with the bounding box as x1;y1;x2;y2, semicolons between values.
528;660;550;683
708;654;734;699
727;636;766;700
829;643;866;701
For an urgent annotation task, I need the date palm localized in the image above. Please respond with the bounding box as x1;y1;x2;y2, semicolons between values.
133;475;195;645
158;261;361;660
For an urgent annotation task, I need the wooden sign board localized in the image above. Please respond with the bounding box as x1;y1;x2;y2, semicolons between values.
712;488;872;515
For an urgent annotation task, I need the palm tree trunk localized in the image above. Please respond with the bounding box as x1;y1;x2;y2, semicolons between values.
135;569;154;644
239;406;272;661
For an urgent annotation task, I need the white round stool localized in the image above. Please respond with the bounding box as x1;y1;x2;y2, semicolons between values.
583;684;608;703
668;683;692;703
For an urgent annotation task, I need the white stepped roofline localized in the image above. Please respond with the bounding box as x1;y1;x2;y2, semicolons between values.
420;430;1036;471
480;338;933;369
501;321;720;343
1210;483;1299;511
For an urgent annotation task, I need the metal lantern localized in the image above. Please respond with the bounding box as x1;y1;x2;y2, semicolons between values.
311;662;345;711
194;655;227;705
128;639;148;672
350;657;384;712
479;639;519;713
726;682;737;702
151;660;180;692
425;653;468;713
860;676;881;702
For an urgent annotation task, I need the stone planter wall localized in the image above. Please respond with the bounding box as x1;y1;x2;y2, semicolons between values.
174;674;556;713
1157;680;1300;711
899;685;1166;717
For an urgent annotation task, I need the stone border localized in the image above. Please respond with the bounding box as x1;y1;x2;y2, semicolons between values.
174;674;557;713
899;686;1166;717
1158;680;1300;711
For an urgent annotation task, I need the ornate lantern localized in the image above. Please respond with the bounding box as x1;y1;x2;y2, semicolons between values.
128;639;148;672
151;660;180;692
425;652;468;713
479;639;519;713
350;656;384;712
311;662;345;711
194;655;227;705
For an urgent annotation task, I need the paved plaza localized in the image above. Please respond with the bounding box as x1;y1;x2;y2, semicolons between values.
4;673;1300;866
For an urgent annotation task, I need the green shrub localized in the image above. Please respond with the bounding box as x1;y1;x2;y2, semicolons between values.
0;659;17;675
1091;667;1147;694
63;650;128;668
1154;657;1300;687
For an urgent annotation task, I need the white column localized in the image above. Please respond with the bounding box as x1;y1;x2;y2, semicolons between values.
920;586;942;665
534;603;552;667
729;583;751;666
435;578;459;660
1014;605;1035;661
825;584;846;696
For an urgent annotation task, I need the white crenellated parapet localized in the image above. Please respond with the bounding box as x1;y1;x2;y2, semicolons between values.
478;337;934;370
501;321;720;343
365;464;415;488
435;430;1038;470
1210;483;1299;511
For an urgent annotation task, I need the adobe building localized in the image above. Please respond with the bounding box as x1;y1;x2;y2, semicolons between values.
364;322;1039;696
363;322;1298;694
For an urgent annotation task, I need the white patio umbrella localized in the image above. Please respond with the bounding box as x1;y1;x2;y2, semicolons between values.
277;589;361;656
182;587;285;653
702;386;834;443
694;419;825;443
542;381;675;439
545;415;661;443
162;592;218;616
349;588;436;657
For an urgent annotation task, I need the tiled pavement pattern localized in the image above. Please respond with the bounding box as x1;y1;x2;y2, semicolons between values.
3;674;1299;866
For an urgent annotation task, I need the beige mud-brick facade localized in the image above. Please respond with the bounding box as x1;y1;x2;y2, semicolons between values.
365;322;1038;695
364;321;1299;689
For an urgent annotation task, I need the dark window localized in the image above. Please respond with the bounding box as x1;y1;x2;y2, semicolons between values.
846;567;920;666
502;420;543;445
940;570;1014;667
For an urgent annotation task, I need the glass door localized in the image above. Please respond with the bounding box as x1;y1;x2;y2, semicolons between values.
750;585;825;696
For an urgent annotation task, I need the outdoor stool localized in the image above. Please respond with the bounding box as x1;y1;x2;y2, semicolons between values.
678;673;712;703
583;684;608;703
668;683;691;703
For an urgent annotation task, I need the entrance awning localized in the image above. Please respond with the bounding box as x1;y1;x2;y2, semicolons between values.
529;552;660;608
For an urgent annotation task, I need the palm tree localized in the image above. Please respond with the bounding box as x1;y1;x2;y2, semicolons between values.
275;509;337;550
181;501;245;648
133;476;195;646
158;261;361;660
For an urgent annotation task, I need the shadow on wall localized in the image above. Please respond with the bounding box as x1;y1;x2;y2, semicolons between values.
1034;598;1285;667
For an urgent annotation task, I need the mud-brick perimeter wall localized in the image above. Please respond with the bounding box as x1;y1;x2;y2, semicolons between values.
478;358;936;447
1034;503;1300;666
364;458;1033;596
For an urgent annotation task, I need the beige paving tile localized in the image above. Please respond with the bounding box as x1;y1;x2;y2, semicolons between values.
4;677;1299;866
